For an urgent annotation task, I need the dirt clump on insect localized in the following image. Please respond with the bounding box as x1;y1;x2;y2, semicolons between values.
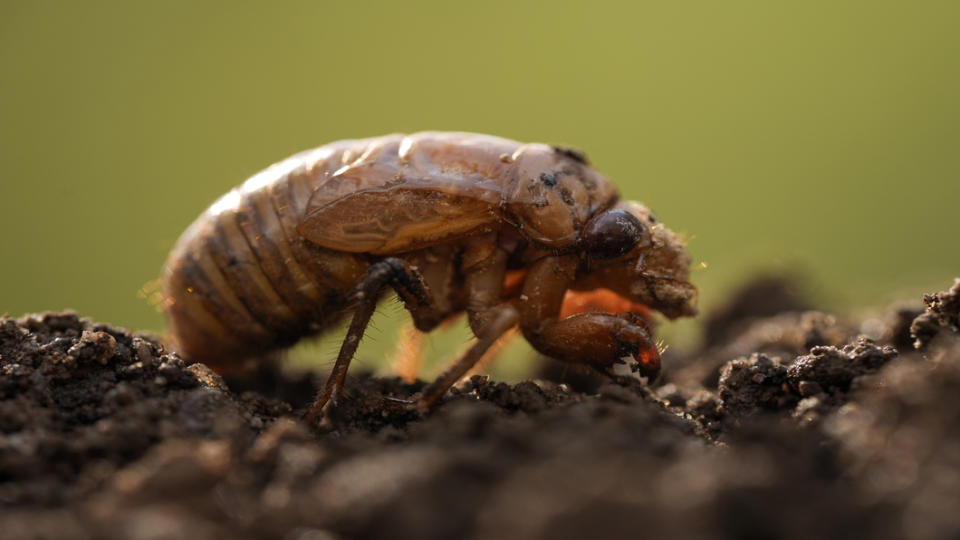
3;278;960;539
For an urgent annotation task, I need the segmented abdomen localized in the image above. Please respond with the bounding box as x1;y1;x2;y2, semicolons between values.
162;132;530;365
162;143;371;364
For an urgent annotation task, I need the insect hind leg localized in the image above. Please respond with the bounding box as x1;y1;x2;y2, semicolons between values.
304;257;432;423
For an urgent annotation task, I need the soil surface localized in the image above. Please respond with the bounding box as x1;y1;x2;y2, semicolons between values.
2;277;960;540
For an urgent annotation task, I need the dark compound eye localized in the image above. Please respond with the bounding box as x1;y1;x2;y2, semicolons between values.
582;209;647;259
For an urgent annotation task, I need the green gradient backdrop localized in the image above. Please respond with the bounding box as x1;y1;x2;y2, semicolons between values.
1;2;958;372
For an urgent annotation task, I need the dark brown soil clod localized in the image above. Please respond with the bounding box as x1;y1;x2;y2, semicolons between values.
2;278;960;540
911;277;960;349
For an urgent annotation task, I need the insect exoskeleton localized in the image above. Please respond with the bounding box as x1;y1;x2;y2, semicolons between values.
161;132;697;418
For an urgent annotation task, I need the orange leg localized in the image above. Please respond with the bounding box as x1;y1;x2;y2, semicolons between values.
390;323;426;384
560;287;653;328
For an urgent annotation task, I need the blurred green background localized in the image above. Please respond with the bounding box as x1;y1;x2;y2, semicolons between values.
2;1;958;375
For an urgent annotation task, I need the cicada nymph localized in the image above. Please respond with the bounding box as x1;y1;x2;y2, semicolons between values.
162;132;697;419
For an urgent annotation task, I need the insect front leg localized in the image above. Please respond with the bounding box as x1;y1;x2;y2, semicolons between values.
519;256;661;380
305;257;438;422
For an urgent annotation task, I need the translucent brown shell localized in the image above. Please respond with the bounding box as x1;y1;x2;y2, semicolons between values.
296;132;618;254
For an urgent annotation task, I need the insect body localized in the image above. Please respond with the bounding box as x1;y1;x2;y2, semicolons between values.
162;132;697;418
